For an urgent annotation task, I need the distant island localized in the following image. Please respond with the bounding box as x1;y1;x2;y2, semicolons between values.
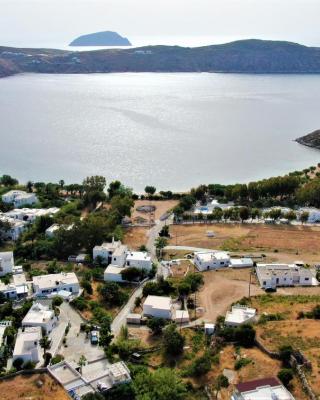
296;129;320;150
3;39;320;78
69;31;131;47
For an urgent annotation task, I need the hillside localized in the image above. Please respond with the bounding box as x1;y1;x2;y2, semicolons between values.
296;129;320;149
1;39;320;78
69;31;131;46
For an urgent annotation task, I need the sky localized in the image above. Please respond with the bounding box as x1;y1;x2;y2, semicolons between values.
1;0;320;48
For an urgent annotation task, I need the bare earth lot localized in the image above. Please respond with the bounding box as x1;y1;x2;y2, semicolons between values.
197;269;263;322
169;223;320;263
0;373;69;400
132;199;178;221
123;226;149;249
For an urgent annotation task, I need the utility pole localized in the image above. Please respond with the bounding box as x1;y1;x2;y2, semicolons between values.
248;270;252;299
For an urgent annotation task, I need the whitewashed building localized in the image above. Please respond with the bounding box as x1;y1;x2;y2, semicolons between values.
104;265;126;283
231;377;295;400
0;251;14;276
125;251;152;270
32;272;80;297
256;263;318;290
194;250;230;271
22;302;57;334
230;258;254;268
143;295;173;319
2;190;38;207
0;214;27;240
13;326;42;364
225;305;256;327
93;240;127;266
45;224;60;238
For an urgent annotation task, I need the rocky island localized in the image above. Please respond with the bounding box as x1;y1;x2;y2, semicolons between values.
296;129;320;150
69;31;131;46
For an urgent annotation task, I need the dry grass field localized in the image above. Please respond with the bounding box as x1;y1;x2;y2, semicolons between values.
0;373;69;400
123;226;149;249
250;294;320;396
169;223;320;263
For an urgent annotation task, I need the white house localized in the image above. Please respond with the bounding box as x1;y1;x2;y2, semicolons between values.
0;282;18;299
22;302;57;334
13;326;42;364
4;207;59;223
225;305;257;327
93;239;127;266
32;272;80;297
143;295;173;319
0;251;14;276
0;214;27;240
2;190;38;207
104;265;126;283
231;377;295;400
256;263;318;290
194;250;230;271
125;251;152;271
45;224;60;238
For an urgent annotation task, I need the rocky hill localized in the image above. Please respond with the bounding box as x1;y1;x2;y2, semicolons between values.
2;39;320;78
296;130;320;150
69;31;131;46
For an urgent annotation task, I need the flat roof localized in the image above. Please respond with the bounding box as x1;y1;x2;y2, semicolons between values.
33;272;78;290
144;295;172;310
104;265;125;274
126;251;151;261
195;251;229;262
22;303;54;325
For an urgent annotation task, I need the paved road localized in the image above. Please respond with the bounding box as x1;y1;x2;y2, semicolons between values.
111;215;173;337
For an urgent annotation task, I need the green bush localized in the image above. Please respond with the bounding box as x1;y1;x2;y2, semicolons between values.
234;358;252;370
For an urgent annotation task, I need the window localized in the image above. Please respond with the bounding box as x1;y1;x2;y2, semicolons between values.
263;281;266;286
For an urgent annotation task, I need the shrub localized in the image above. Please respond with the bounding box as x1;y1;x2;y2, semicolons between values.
52;295;63;307
147;317;166;334
277;368;294;387
234;358;252;370
191;353;211;376
51;354;64;365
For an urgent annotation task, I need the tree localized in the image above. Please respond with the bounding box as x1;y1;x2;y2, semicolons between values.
59;180;65;189
300;211;309;224
183;273;204;293
52;296;63;307
78;354;87;373
277;368;293;387
0;174;18;186
234;324;256;347
134;296;142;308
147;317;166;334
121;267;143;282
163;324;185;356
133;367;187;400
191;353;211;376
177;281;191;298
279;345;294;367
155;237;168;258
239;207;250;223
99;282;129;306
215;374;229;392
40;335;51;356
269;208;282;221
81;279;93;295
285;210;296;222
145;186;157;197
212;207;223;222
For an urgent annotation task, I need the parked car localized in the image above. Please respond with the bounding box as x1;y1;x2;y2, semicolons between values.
90;330;99;345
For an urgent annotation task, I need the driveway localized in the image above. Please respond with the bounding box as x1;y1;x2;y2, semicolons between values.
57;302;105;363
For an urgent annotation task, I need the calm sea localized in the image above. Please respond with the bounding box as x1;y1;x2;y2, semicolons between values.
0;72;319;192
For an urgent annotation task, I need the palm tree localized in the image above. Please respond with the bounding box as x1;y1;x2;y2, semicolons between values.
78;355;87;373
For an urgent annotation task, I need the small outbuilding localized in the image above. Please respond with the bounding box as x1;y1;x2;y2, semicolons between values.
143;295;173;319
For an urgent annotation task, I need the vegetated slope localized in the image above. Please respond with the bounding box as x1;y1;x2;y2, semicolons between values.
296;130;320;150
1;39;320;78
69;31;131;46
